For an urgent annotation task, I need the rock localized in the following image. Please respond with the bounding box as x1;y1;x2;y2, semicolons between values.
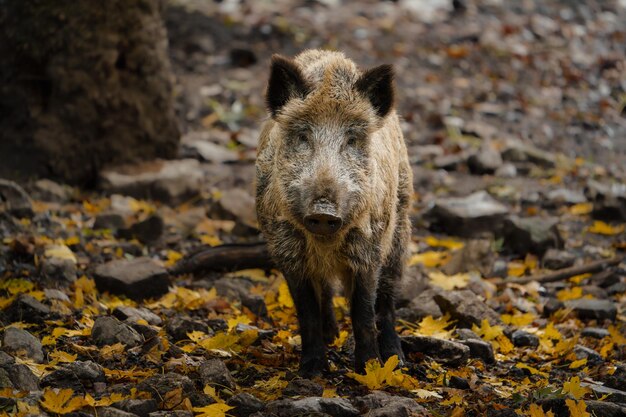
44;288;71;303
6;364;39;391
460;339;495;364
542;249;576;270
41;360;106;391
198;359;236;391
434;290;502;328
574;345;603;365
266;397;359;417
40;244;77;283
165;317;211;342
212;188;257;229
1;327;44;363
0;179;33;218
91;316;143;347
542;298;564;317
607;282;626;296
352;391;427;417
94;257;169;301
0;352;14;367
455;328;480;340
586;180;626;222
585;401;626;417
0;368;13;388
501;142;556;168
581;327;610;339
396;268;431;307
467;142;503;174
111;399;159;417
181;139;239;163
401;289;443;321
100;159;203;205
6;293;50;324
582;383;626;404
441;238;495;276
401;336;470;366
138;373;196;399
565;299;617;321
233;323;273;340
94;212;126;230
545;188;587;205
495;163;517;178
148;412;193;417
511;330;539;348
226;393;264;417
449;376;471;390
117;215;164;244
283;378;324;397
241;293;269;320
501;216;562;256
433;153;467;171
98;407;140;417
426;191;509;237
32;179;71;202
113;306;162;325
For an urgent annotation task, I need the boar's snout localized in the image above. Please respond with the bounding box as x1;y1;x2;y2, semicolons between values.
303;199;343;236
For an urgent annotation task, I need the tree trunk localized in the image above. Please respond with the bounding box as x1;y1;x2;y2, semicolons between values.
0;0;180;186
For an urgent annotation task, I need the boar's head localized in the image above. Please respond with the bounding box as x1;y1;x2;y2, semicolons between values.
265;54;394;239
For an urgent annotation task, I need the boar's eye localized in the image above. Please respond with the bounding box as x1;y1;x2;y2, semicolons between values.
296;133;308;144
347;135;357;146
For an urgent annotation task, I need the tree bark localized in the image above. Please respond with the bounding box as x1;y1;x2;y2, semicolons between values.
0;0;180;186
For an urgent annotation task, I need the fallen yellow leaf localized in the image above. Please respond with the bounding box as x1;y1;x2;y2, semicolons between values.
565;399;591;417
40;388;85;414
556;287;583;301
428;271;470;290
587;221;625;235
562;376;591;400
424;236;464;250
409;251;450;268
417;314;455;339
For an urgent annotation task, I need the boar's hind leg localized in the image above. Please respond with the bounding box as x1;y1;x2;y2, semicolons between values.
351;270;382;372
321;283;339;345
375;236;407;364
285;274;327;377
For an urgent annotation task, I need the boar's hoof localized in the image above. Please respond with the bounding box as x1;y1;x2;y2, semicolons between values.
303;213;342;236
379;335;406;365
322;322;339;346
298;357;328;378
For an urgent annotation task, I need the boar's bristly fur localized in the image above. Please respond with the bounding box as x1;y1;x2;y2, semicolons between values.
256;49;412;377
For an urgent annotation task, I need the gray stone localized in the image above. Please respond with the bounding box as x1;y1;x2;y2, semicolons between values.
32;179;71;202
565;299;617;321
433;153;467;171
581;327;610;339
117;215;164;244
495;163;517;178
0;368;13;388
266;397;359;417
44;288;71;303
92;316;143;347
182;139;239;163
198;359;236;390
165;316;211;342
434;290;502;328
40;244;77;283
396;268;431;307
401;336;470;367
100;159;203;205
98;407;140;417
607;282;626;296
94;212;126;230
461;339;495;364
6;293;50;324
455;328;480;340
0;351;15;367
138;373;196;399
148;412;193;417
41;360;106;390
426;191;509;237
501;215;562;256
352;391;428;417
441;239;495;277
542;249;576;270
501;142;555;168
1;327;44;363
94;257;169;301
546;188;587;205
7;364;39;391
467;142;503;174
582;383;626;404
400;289;443;321
111;399;159;417
543;298;565;317
113;306;162;325
585;401;626;417
212;188;257;229
0;179;33;218
586;180;626;222
283;378;324;397
511;330;539;347
226;393;265;417
574;345;603;365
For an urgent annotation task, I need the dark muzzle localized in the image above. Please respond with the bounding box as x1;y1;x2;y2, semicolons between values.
303;200;342;236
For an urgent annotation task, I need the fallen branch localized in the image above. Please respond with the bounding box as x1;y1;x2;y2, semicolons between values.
169;242;274;275
495;256;624;286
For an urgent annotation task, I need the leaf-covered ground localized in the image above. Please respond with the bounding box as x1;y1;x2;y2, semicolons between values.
1;1;626;417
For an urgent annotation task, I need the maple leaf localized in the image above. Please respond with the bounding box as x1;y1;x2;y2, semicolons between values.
569;358;587;369
495;335;514;354
0;278;35;295
331;330;349;348
347;355;399;390
417;314;455;339
424;236;464;250
193;403;233;417
409;251;450;268
587;221;625;235
565;399;591;417
428;271;470;290
556;287;583;301
515;363;548;377
40;388;86;414
165;250;183;267
472;319;504;341
608;325;626;345
569;203;592;215
277;281;294;308
527;403;555;417
501;312;535;327
562;376;591;400
48;350;77;364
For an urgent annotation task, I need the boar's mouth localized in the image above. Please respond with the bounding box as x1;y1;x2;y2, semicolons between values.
302;199;343;237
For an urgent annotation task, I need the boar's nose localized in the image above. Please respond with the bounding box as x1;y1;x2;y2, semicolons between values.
303;213;343;236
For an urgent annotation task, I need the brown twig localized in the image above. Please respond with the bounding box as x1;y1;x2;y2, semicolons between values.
495;256;624;287
169;242;274;275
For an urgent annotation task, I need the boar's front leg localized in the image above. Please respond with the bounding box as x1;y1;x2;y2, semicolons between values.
285;273;327;377
321;283;339;345
351;269;381;372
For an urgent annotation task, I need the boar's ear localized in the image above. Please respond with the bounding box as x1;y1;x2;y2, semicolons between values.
355;64;394;118
266;55;310;117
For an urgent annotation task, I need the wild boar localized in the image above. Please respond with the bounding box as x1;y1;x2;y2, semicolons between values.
256;49;412;376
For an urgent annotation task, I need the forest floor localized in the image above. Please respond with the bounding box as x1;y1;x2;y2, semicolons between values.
1;1;626;416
